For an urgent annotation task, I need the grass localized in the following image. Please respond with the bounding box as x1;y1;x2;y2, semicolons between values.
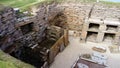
0;61;17;68
0;0;120;11
0;0;46;11
0;50;34;68
100;1;120;7
0;0;98;9
0;0;59;11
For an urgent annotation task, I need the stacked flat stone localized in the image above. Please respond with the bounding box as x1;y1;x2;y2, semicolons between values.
0;6;19;51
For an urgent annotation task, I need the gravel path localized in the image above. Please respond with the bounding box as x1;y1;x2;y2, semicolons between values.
50;36;120;68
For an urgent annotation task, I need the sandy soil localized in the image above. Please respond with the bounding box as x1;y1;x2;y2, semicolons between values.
50;36;120;68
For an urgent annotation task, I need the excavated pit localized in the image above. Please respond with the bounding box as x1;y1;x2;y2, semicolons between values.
9;29;62;68
0;3;67;67
5;10;66;68
9;39;56;68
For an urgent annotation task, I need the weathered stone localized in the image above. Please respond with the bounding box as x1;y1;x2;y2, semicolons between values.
96;32;104;43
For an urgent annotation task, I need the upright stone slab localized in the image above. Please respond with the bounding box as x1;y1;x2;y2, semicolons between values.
99;24;106;31
80;31;87;43
83;23;89;31
114;32;120;45
97;32;104;43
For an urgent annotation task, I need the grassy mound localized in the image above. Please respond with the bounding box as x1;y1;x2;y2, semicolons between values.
0;61;17;68
0;0;46;11
0;50;34;68
0;0;120;11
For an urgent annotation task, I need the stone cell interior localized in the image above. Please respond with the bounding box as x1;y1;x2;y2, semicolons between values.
106;25;118;32
20;22;34;35
86;31;98;42
89;23;100;30
103;33;115;42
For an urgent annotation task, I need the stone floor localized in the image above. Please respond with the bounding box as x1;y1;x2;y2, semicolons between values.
50;36;120;68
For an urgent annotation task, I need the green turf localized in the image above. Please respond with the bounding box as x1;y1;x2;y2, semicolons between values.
100;1;120;7
0;0;96;9
0;50;34;68
0;0;38;7
0;61;17;68
0;0;119;11
0;0;46;11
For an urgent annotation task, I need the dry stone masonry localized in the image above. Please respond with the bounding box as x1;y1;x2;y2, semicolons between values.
0;3;69;68
81;18;120;44
80;3;120;45
61;3;92;31
0;6;19;51
0;2;120;68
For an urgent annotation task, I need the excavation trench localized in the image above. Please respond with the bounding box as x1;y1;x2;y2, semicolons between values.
9;39;56;68
9;27;64;68
5;13;66;68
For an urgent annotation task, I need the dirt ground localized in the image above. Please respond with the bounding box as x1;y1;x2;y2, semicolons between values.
50;36;120;68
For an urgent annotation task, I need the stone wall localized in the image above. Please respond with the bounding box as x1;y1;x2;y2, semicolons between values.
36;3;92;31
0;5;48;53
61;3;92;31
0;6;22;51
90;3;120;19
38;2;120;31
0;2;120;67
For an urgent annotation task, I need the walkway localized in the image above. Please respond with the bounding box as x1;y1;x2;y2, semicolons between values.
50;36;120;68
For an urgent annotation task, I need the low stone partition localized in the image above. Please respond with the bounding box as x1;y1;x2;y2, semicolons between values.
48;29;69;64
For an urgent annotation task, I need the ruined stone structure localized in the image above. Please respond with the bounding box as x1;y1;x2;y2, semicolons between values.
53;3;120;45
0;4;69;68
80;3;120;45
0;1;120;68
81;18;120;44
